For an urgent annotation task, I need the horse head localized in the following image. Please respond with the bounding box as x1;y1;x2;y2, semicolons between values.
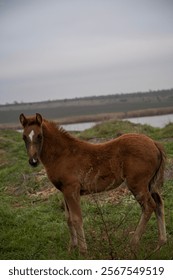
19;113;43;167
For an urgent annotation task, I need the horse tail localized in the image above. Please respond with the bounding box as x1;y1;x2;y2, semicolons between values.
149;141;166;195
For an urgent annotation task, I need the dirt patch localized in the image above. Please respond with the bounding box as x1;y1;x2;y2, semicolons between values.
25;169;56;198
27;185;57;199
83;183;130;205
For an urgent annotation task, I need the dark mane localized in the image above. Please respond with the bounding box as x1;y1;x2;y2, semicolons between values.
42;119;79;143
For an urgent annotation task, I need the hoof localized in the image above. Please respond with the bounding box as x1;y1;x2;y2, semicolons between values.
68;243;78;253
79;246;88;256
154;238;167;252
130;235;139;248
130;234;140;258
68;244;87;256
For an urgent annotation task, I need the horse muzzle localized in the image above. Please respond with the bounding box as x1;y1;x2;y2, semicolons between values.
29;157;39;167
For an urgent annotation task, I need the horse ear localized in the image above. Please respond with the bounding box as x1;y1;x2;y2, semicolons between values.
19;113;28;127
36;113;43;126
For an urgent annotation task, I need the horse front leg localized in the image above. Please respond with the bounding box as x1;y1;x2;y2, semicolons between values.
63;188;87;255
64;199;78;252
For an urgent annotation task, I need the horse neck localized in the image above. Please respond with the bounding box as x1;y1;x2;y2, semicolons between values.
40;121;76;163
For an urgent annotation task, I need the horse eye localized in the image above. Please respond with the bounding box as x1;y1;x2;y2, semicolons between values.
37;134;42;141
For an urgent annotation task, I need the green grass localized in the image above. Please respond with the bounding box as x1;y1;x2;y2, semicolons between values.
79;120;173;140
0;120;173;259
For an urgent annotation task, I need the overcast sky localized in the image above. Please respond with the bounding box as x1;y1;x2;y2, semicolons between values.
0;0;173;104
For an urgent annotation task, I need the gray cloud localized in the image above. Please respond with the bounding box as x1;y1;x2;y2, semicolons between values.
0;0;173;104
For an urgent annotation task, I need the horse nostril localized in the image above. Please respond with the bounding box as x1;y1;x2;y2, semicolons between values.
29;158;39;167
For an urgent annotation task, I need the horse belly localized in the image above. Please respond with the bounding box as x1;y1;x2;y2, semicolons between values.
79;171;122;194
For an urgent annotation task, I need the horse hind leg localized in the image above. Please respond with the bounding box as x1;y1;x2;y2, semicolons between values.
151;192;167;250
130;188;156;249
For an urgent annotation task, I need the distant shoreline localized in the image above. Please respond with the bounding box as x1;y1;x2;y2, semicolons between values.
1;106;173;130
1;89;173;129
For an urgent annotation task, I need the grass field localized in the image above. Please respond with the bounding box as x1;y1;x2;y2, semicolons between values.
0;120;173;260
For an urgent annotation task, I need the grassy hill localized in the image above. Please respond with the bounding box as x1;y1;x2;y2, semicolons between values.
0;89;173;128
0;120;173;259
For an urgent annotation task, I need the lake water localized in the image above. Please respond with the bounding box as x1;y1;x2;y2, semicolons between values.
62;114;173;131
61;122;97;131
125;114;173;128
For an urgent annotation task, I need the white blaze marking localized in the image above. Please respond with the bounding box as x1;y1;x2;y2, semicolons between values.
29;130;35;142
